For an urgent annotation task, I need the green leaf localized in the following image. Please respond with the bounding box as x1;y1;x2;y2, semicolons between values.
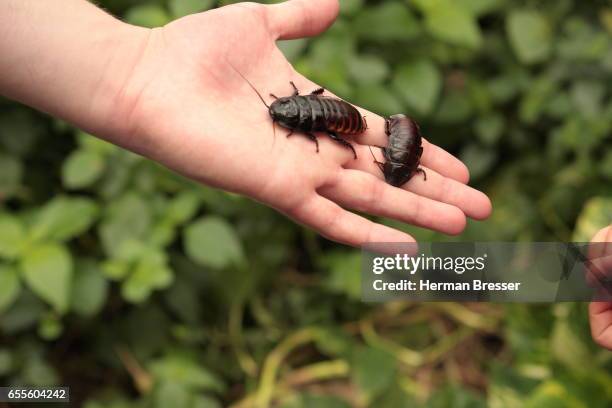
507;10;552;64
415;0;483;48
62;149;105;189
570;80;605;118
354;3;420;42
0;265;21;312
125;5;171;28
340;0;364;16
322;252;362;300
475;114;505;145
166;191;201;224
460;145;497;180
20;244;73;313
153;381;191;408
572;197;612;241
30;197;99;242
0;213;27;259
351;346;397;398
122;249;173;303
70;260;108;316
169;0;214;18
38;312;63;340
456;0;505;16
393;59;442;116
348;55;389;85
525;381;583;408
354;84;404;117
150;353;224;392
183;216;244;269
0;152;23;197
278;39;309;62
99;193;151;257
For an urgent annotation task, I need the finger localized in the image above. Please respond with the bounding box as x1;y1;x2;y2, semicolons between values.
293;194;415;247
289;77;470;183
266;0;340;40
318;169;467;235
346;145;492;220
589;301;612;350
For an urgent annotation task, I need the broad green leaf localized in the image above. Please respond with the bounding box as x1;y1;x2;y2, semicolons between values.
62;149;105;189
125;5;171;28
570;80;605;118
0;152;22;197
20;243;73;313
351;346;397;398
475;114;505;145
99;193;151;257
348;54;389;85
550;305;591;372
519;77;556;124
456;0;505;16
572;197;612;241
38;312;63;340
354;3;420;42
183;216;244;269
460;145;497;180
0;265;21;312
507;10;552;64
322;251;361;300
415;0;483;48
30;197;99;242
153;381;190;408
278;39;308;62
393;59;442;116
525;381;583;408
354;84;404;118
340;0;364;16
70;260;108;316
169;0;214;18
122;249;173;303
0;213;26;259
150;353;224;392
166;191;201;224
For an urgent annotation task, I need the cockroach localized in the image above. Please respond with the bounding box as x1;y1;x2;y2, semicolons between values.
371;114;426;187
233;67;366;159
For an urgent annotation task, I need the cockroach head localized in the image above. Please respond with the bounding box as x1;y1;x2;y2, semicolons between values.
269;97;299;128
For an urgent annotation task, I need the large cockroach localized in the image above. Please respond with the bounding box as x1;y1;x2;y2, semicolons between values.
234;68;366;159
372;114;426;187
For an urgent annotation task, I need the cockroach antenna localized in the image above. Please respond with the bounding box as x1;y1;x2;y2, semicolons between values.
228;63;277;144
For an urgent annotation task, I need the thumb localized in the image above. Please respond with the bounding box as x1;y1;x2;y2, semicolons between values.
266;0;340;40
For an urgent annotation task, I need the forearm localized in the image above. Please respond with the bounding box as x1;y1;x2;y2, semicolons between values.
0;0;149;139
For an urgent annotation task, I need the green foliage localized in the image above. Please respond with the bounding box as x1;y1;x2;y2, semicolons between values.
0;0;611;407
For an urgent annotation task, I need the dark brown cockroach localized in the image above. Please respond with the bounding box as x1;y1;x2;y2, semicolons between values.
233;68;366;159
371;114;426;187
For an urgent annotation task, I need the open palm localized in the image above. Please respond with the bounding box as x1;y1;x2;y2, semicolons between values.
117;0;491;247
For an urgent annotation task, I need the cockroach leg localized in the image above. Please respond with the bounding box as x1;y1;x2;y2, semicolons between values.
416;168;427;181
270;93;279;100
304;132;320;153
289;81;300;96
310;87;325;95
328;131;357;160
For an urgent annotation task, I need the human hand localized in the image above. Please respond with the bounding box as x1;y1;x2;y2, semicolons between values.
107;0;492;247
589;225;612;350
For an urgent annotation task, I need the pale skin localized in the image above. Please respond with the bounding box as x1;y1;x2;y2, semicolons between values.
2;0;610;351
1;0;492;246
589;226;612;350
